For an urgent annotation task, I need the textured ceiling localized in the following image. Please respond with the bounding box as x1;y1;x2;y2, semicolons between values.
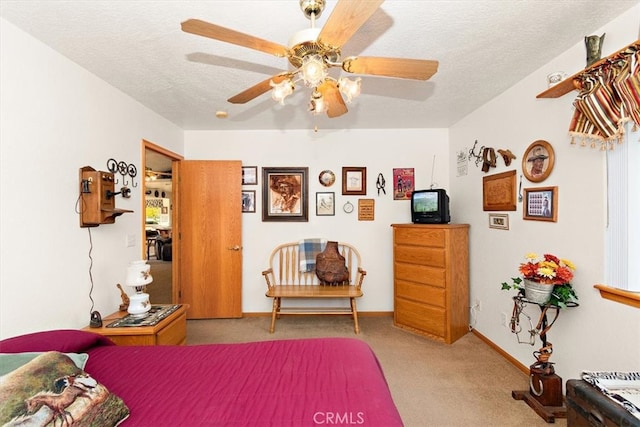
1;1;638;132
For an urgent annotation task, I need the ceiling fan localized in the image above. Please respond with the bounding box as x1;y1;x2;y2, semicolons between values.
181;0;438;118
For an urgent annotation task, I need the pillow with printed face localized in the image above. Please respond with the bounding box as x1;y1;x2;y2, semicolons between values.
0;351;129;426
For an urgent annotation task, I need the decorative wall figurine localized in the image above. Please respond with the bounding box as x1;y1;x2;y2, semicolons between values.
585;33;605;67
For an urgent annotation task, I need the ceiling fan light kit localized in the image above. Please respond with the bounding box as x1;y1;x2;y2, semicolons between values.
180;0;438;124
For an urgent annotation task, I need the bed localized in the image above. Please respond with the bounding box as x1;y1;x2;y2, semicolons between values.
0;329;403;426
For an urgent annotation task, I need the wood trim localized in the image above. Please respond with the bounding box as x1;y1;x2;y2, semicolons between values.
471;329;529;375
594;284;640;309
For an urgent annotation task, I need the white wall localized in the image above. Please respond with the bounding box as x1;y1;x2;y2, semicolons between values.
185;129;450;313
449;6;640;380
0;19;183;339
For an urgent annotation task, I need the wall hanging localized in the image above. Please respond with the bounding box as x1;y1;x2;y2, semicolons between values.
522;140;555;183
342;167;367;196
392;168;414;200
482;170;517;211
262;167;308;222
523;186;558;222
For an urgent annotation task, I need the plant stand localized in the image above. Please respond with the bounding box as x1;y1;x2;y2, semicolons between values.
510;295;578;423
512;389;566;423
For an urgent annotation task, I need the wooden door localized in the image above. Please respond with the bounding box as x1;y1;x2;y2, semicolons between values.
179;160;242;318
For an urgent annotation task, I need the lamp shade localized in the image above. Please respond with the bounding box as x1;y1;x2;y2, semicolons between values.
125;260;153;288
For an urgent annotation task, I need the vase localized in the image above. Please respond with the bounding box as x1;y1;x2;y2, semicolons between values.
523;279;554;304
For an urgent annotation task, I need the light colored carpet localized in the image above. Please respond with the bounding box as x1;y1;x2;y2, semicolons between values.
147;260;172;304
187;315;567;427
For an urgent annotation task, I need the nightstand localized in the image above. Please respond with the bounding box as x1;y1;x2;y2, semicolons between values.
84;304;187;346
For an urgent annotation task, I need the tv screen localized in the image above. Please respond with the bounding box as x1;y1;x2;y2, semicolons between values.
413;191;438;213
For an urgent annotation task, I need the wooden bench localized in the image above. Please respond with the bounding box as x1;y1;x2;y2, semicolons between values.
262;241;367;334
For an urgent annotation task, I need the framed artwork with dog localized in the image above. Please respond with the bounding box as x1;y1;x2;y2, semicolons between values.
522;140;555;183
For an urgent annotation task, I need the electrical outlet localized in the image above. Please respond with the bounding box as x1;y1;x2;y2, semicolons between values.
126;234;136;247
501;312;509;328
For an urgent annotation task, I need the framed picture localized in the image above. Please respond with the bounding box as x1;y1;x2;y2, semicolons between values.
522;140;555;183
342;167;367;195
393;168;415;200
242;190;256;213
242;166;258;185
316;192;335;216
523;186;557;222
482;170;517;211
488;213;509;230
262;167;308;222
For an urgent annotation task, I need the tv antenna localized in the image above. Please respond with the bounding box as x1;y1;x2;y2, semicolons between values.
430;155;437;189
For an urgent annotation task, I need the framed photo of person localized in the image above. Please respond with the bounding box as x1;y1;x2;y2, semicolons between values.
242;190;256;213
242;166;258;185
261;167;308;222
523;186;557;222
316;192;335;216
342;167;366;195
522;140;555;183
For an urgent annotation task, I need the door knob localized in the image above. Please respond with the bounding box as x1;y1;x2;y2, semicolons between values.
227;245;242;251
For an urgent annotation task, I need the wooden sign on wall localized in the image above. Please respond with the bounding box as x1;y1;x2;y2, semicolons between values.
482;170;517;211
358;199;375;221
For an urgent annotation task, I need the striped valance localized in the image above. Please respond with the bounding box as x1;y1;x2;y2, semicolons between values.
569;42;640;150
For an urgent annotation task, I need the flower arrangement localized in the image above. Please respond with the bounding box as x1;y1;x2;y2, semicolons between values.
502;253;578;307
519;253;575;284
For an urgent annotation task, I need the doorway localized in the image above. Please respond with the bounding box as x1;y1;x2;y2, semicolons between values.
143;140;182;305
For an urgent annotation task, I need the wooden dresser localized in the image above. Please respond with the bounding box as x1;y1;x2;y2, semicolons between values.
391;223;470;344
84;304;187;346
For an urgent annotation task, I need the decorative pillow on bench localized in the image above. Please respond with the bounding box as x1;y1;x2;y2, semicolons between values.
0;351;129;426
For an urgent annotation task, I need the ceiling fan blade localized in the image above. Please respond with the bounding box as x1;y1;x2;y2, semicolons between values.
342;56;439;80
318;0;384;48
318;80;348;118
181;19;289;57
227;73;291;104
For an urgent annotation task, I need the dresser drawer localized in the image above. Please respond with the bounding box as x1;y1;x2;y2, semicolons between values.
394;227;445;247
394;245;446;268
156;311;187;345
396;280;445;307
394;298;445;337
394;263;446;287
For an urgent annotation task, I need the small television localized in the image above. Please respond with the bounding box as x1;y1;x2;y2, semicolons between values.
411;189;450;224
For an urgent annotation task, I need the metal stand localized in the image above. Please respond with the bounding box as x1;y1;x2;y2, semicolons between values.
510;295;578;423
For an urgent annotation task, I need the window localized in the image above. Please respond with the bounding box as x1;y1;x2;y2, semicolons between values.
605;122;639;293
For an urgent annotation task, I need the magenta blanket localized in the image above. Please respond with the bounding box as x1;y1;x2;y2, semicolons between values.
1;330;403;426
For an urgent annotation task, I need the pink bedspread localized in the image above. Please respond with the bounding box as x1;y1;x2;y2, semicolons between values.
1;330;403;426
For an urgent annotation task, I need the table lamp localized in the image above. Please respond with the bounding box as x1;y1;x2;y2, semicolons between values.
125;260;153;316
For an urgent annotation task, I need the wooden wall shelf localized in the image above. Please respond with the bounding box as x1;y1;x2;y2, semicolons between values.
536;39;640;99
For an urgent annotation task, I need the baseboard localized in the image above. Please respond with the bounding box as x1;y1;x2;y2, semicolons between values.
471;329;529;375
242;311;393;318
